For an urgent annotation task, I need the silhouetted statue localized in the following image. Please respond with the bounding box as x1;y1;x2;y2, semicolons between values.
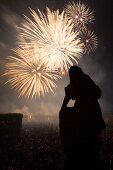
59;66;106;170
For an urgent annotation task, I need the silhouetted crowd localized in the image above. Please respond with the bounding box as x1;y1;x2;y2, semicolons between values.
100;122;113;170
0;123;64;170
0;122;113;170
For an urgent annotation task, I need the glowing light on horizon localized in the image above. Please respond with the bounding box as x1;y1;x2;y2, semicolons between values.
27;113;32;120
64;1;94;30
79;28;98;54
3;47;60;98
18;7;83;72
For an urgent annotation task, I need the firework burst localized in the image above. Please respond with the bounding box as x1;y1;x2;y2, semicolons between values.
79;28;98;54
18;7;83;72
3;47;60;98
64;1;94;30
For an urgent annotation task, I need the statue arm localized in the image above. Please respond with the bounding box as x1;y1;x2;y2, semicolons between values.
61;95;70;109
60;85;71;109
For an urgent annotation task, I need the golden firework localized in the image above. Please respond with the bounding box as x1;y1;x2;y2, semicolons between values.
64;1;94;30
79;28;98;54
3;47;60;98
18;7;83;72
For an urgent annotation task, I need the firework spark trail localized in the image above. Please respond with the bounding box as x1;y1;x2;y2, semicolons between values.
79;28;98;54
3;47;61;98
64;1;94;30
18;7;83;72
3;7;85;98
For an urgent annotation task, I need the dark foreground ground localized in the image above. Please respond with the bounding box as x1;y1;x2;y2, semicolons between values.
0;121;113;170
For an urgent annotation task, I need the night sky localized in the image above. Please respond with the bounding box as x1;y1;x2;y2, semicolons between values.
0;0;113;118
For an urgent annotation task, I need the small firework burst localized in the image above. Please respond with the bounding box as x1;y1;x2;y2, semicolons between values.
64;1;94;30
3;47;60;98
79;28;98;54
18;7;83;72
